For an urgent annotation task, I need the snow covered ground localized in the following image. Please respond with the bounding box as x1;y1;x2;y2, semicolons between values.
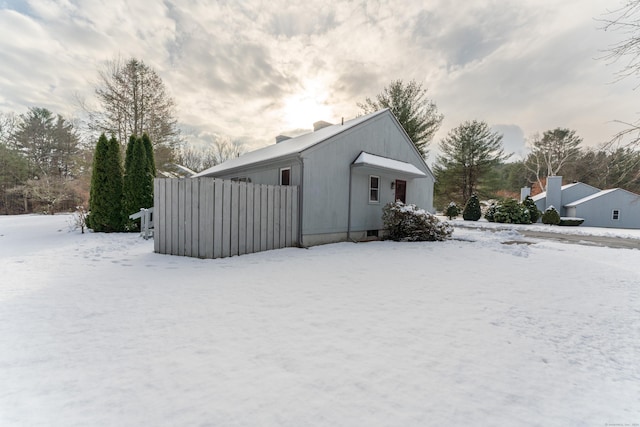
0;214;638;426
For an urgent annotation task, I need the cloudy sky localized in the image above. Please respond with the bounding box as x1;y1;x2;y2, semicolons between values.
0;0;636;162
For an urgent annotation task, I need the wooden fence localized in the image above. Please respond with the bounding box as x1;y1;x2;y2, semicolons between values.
154;178;299;259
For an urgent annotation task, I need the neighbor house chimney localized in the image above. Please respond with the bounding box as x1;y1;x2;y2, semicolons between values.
313;121;332;131
545;176;562;213
275;135;291;144
520;187;531;202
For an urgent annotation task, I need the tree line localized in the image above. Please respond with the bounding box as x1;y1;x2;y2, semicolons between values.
3;19;640;217
0;57;239;215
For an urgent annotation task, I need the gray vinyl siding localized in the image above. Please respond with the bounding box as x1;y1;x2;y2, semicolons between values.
301;112;433;238
207;157;302;187
568;190;640;229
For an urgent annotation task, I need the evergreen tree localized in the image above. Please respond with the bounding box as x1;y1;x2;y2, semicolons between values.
522;195;541;223
123;135;153;230
87;134;124;232
462;194;482;221
445;202;459;220
142;133;156;178
541;206;561;225
358;80;443;156
124;134;136;175
434;120;509;207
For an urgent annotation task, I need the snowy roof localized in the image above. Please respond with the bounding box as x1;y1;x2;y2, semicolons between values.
565;189;620;207
193;109;390;177
352;152;426;178
531;182;600;201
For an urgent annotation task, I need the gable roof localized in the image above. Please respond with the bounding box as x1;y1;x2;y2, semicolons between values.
193;109;390;177
565;188;639;207
531;182;600;202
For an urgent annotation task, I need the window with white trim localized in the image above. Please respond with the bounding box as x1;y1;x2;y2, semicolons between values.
369;175;379;203
612;209;620;220
280;167;291;186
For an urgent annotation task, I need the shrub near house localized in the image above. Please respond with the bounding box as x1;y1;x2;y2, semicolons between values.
542;206;561;225
383;201;452;242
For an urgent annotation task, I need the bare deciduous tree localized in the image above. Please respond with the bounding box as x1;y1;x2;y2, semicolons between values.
175;138;244;174
85;57;182;170
601;1;640;150
524;128;582;190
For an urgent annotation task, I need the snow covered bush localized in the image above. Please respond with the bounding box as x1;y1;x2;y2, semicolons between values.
445;202;460;220
541;206;561;225
462;194;482;221
484;203;497;222
493;198;531;224
382;201;453;242
522;196;541;223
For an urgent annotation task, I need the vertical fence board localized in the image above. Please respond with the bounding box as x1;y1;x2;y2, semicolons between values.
279;188;287;248
245;184;254;254
292;186;299;246
213;180;223;259
266;185;274;250
253;185;262;252
178;179;186;256
170;179;179;255
284;186;292;247
273;186;281;249
238;183;247;256
154;179;162;254
221;180;232;258
190;179;200;257
203;178;215;259
184;179;192;257
260;185;268;252
230;181;239;256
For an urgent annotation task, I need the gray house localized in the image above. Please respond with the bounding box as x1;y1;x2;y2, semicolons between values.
532;176;640;229
193;109;435;246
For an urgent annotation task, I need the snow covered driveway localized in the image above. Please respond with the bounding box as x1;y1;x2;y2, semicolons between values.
0;215;638;426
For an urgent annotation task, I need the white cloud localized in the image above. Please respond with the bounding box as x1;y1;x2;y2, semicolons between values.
0;0;635;154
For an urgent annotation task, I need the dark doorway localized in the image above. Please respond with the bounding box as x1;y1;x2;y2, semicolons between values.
395;180;406;203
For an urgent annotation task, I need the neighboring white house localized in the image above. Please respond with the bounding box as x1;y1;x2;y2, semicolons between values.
193;109;435;246
532;176;640;229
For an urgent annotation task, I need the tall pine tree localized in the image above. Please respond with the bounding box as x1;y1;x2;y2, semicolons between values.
87;134;124;232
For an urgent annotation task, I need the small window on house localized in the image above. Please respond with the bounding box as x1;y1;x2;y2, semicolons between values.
280;167;291;186
612;209;620;220
369;175;379;203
